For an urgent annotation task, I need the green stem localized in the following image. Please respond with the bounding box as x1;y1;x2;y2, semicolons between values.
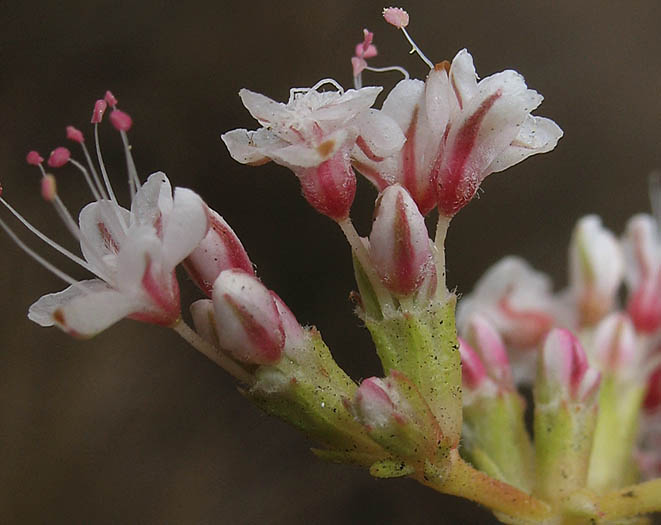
595;478;661;520
414;449;552;521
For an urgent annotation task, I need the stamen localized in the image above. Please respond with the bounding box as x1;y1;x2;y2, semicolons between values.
91;99;107;124
109;110;132;132
365;65;410;80
79;141;109;200
66;126;85;144
93;123;120;207
68;158;103;201
47;147;71;168
26;151;44;166
104;90;118;108
0;195;93;272
0;215;78;286
383;7;434;69
107;103;140;199
309;78;345;94
41;175;57;202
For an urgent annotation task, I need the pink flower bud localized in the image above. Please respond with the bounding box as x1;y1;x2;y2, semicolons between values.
270;291;306;355
190;298;218;347
592;312;637;375
383;7;409;28
540;329;601;402
184;209;253;297
47;147;70;168
458;337;487;390
297;149;356;221
569;216;623;326
109;109;133;132
212;269;284;365
464;314;512;388
368;184;434;295
353;377;400;429
91;99;107;124
104;90;118;108
26;150;44;166
66;125;84;144
627;272;661;333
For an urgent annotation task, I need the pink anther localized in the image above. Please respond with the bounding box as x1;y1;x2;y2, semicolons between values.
26;150;44;166
66;125;84;144
91;99;107;124
47;147;71;168
383;7;409;28
41;174;57;202
104;90;118;108
355;29;377;59
109;109;133;132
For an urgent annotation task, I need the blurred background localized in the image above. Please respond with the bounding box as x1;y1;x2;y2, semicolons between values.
1;0;660;523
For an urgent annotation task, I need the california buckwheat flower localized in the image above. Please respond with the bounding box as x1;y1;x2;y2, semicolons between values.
221;80;404;220
4;92;209;337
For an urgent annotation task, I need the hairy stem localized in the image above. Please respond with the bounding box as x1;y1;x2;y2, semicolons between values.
595;478;661;520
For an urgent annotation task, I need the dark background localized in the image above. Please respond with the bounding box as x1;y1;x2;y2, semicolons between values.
1;1;660;523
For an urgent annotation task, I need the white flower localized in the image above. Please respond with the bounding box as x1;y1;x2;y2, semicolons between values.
28;172;209;336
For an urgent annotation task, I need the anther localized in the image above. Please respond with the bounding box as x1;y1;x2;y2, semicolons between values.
41;174;57;202
26;150;44;166
66;125;85;144
383;7;409;28
91;99;107;124
104;90;118;108
109;109;133;132
47;147;71;168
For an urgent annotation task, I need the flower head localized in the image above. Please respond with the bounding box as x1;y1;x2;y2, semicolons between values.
5;93;209;337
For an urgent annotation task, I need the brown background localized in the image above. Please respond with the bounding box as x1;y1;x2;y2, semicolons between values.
1;0;660;523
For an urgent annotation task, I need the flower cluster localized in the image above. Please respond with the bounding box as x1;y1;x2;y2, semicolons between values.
4;7;660;525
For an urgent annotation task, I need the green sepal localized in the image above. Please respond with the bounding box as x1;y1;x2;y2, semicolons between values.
369;459;416;478
364;297;462;447
351;253;383;320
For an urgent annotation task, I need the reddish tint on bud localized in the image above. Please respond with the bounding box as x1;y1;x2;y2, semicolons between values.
464;314;512;388
458;337;487;390
270;291;306;354
109;109;133;132
26;150;44;166
297;149;356;221
353;377;399;429
104;90;118;107
592;312;637;374
66;125;84;144
40;174;57;202
91;99;107;123
368;184;433;295
212;269;284;365
643;365;661;412
540;329;601;402
184;209;254;297
383;7;409;28
627;273;661;333
47;147;70;168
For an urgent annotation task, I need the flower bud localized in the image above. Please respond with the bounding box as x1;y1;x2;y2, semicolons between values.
643;365;661;412
297;148;356;221
184;209;254;297
270;291;306;357
463;314;512;388
569;215;623;326
539;329;601;403
190;299;219;347
212;269;284;365
458;337;488;391
592;312;637;377
353;377;401;430
627;273;661;333
368;184;433;296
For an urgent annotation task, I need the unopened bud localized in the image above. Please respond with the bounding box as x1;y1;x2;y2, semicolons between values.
354;377;400;429
627;272;661;333
212;269;284;365
463;314;512;388
270;291;306;357
47;147;70;168
592;312;637;377
458;337;488;391
190;299;219;347
184;209;253;297
368;184;433;296
297;149;356;221
109;109;133;131
539;329;601;403
383;7;409;28
569;215;623;326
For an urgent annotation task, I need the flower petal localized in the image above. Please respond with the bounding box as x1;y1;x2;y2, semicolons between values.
130;172;173;227
312;86;382;123
239;89;290;126
355;109;406;159
449;49;479;109
28;280;137;337
221;128;285;165
381;79;425;131
161;187;209;270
